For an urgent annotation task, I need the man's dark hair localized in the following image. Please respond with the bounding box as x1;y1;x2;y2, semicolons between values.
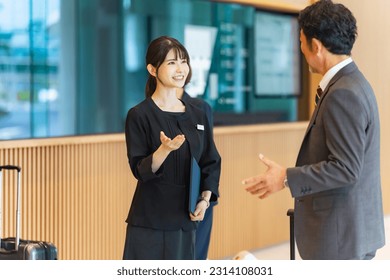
298;0;357;55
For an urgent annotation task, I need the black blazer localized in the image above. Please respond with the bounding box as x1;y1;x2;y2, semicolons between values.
124;97;221;231
181;92;213;127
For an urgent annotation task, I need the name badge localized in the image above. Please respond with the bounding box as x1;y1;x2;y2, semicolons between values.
197;124;204;131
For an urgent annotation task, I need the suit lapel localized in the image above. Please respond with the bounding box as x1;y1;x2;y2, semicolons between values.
176;102;202;162
302;62;358;139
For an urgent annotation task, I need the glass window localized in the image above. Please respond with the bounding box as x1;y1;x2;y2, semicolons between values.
0;0;302;140
0;0;61;139
122;0;301;126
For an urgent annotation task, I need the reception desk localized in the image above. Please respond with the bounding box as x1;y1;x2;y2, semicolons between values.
2;121;387;259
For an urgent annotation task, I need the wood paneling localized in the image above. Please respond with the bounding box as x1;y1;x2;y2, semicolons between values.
1;135;134;260
214;0;309;12
209;122;306;258
1;118;389;259
0;123;306;259
337;0;390;214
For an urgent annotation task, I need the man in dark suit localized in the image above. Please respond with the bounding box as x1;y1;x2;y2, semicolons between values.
177;88;216;260
242;0;385;260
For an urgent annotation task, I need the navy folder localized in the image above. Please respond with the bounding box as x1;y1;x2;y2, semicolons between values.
189;156;201;214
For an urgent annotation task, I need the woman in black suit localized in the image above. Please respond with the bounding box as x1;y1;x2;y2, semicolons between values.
123;36;221;260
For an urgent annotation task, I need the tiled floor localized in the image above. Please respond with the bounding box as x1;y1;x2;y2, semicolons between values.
249;215;390;260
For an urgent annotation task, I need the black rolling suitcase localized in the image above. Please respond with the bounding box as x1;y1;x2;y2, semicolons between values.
287;209;295;260
0;165;58;260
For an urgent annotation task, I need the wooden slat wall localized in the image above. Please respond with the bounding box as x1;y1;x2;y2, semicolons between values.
1;120;389;259
0;136;134;260
209;123;305;258
0;123;306;260
216;0;309;12
338;0;390;214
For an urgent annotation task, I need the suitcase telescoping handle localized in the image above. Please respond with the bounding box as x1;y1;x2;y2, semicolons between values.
0;165;22;172
0;165;22;250
287;209;295;260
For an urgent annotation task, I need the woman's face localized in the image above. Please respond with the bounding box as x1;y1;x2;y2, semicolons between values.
154;49;189;89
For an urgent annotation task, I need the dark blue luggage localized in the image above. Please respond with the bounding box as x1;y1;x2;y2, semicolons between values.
0;165;58;260
0;237;57;260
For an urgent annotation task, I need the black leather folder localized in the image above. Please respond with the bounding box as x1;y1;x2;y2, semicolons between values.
189;157;201;214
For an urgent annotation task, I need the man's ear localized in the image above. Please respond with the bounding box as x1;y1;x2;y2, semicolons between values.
147;64;157;77
312;38;323;55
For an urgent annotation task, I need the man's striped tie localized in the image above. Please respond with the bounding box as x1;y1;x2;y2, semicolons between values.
315;86;323;106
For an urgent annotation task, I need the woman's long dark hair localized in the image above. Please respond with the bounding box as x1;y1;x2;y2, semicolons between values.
145;36;192;98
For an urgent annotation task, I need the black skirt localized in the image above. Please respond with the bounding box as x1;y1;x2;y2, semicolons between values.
123;224;196;260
